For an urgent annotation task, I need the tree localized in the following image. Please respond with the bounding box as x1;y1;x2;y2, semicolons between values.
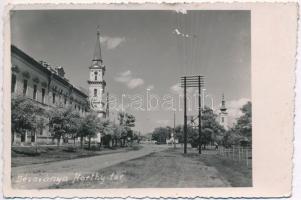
112;124;126;147
187;125;198;148
78;112;101;149
172;107;225;149
99;118;114;148
11;96;45;144
132;131;140;143
48;106;81;146
226;101;252;146
118;112;136;146
222;102;252;147
236;101;252;139
200;107;225;149
152;127;169;144
222;128;242;147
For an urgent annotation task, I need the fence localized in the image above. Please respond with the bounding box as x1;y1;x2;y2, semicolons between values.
217;146;252;167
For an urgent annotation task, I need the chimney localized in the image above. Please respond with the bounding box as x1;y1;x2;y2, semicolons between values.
55;66;65;78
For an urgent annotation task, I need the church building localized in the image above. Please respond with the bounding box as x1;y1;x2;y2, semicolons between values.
219;94;229;130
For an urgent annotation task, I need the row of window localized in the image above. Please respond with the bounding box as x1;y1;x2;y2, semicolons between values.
52;93;85;113
12;74;47;103
12;74;86;113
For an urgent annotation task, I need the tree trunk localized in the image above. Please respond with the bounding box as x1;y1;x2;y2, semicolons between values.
88;136;91;150
34;130;38;153
108;139;112;148
80;136;83;149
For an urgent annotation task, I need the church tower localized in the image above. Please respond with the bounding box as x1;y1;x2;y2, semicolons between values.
219;94;228;130
88;28;106;118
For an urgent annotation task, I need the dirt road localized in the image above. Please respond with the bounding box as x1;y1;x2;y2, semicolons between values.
11;144;168;189
54;148;231;188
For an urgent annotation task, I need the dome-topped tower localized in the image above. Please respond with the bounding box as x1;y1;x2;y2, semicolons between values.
88;28;106;118
220;94;227;112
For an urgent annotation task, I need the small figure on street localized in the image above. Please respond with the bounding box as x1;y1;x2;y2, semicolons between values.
214;142;219;150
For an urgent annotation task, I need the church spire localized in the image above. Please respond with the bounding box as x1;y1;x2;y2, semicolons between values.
88;26;106;118
92;26;103;65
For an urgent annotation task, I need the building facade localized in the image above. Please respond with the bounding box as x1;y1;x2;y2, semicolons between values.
11;45;89;145
88;29;107;118
219;94;228;130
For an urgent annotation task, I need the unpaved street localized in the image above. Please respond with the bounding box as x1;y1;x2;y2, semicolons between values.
12;145;240;189
11;144;168;189
57;148;231;188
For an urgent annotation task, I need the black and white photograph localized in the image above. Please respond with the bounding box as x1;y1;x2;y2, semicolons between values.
9;8;253;190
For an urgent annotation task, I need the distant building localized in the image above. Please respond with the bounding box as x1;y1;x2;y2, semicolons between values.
11;45;88;144
219;94;228;130
88;29;107;118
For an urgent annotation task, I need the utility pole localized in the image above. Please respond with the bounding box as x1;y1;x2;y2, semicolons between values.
181;75;205;155
183;77;187;154
173;111;176;149
198;76;202;154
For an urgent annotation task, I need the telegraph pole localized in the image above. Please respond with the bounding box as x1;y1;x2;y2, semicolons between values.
173;111;176;149
181;75;204;155
183;77;187;154
198;76;202;154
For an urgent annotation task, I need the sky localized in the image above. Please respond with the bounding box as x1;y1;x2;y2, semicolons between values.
11;10;251;134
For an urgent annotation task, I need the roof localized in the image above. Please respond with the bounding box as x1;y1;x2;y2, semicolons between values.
93;31;102;61
91;30;104;67
11;45;88;98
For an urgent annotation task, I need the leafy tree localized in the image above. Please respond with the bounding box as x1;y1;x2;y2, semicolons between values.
187;125;198;148
172;107;225;149
222;128;243;147
78;112;102;149
200;107;225;149
118;112;136;146
132;131;141;143
11;96;45;144
151;126;174;144
99;118;114;148
175;125;184;143
236;101;252;139
112;124;126;147
223;101;252;146
152;127;168;144
48;106;81;146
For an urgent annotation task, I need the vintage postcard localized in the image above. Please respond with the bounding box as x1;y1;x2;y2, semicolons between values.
2;2;297;198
